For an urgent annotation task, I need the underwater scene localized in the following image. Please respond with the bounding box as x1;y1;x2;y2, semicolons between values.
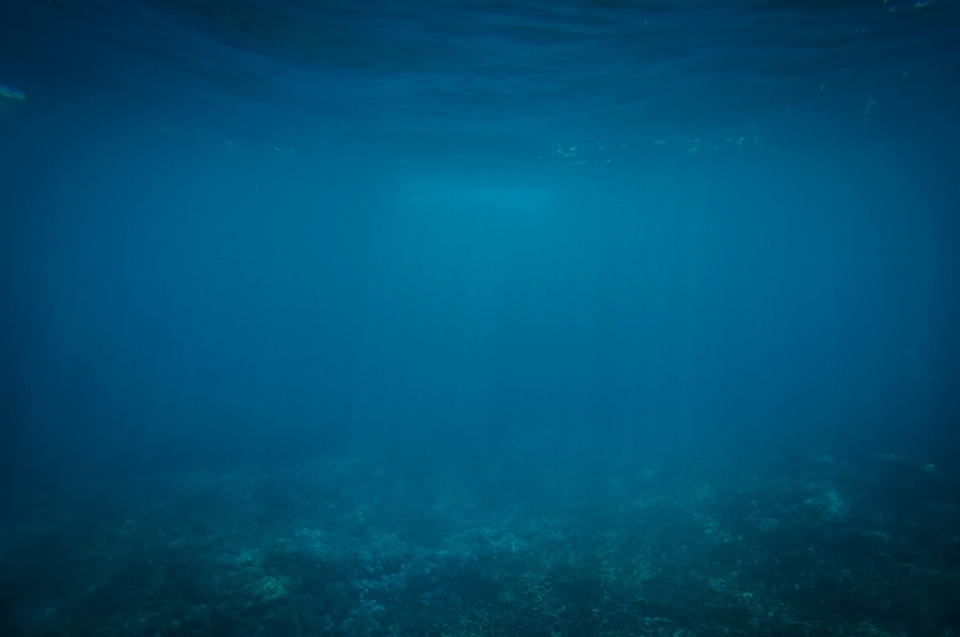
1;1;959;636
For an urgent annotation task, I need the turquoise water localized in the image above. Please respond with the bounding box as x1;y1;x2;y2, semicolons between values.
1;1;959;635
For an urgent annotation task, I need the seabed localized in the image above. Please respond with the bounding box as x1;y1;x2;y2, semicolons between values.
1;452;958;637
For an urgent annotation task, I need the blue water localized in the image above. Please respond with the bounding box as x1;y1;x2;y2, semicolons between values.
1;1;959;635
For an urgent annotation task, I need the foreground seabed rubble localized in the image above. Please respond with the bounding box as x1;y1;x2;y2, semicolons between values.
2;452;959;637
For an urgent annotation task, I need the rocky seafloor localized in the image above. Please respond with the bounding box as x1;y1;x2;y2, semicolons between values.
1;451;959;637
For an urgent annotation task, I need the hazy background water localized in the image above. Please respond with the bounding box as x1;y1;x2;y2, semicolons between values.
1;0;959;487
